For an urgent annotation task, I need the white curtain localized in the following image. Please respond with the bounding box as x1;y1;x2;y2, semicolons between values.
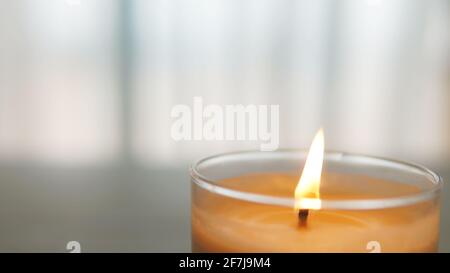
0;0;120;164
0;0;449;167
132;0;450;166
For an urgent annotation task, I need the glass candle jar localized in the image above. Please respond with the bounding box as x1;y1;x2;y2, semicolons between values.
191;150;442;253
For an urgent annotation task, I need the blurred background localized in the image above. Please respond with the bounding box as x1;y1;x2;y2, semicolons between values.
0;0;448;252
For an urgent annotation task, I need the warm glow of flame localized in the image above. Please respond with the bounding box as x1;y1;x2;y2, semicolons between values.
295;128;324;210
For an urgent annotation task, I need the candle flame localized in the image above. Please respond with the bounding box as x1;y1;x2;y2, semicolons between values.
294;128;324;210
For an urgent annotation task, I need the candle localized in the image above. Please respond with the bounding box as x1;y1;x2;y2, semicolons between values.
192;172;440;252
191;130;442;252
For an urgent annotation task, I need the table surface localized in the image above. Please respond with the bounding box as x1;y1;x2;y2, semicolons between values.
0;163;448;252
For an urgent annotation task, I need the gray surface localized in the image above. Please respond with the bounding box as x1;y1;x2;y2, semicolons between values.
0;163;448;252
0;164;190;252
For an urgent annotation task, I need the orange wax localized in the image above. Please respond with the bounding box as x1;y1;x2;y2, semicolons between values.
191;173;440;252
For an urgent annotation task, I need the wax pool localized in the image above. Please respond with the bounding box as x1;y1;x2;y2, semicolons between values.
191;173;440;252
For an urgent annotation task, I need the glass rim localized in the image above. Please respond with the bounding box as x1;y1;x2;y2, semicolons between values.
190;149;443;210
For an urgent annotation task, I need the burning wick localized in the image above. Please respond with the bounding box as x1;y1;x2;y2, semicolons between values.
294;128;324;228
298;209;309;227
